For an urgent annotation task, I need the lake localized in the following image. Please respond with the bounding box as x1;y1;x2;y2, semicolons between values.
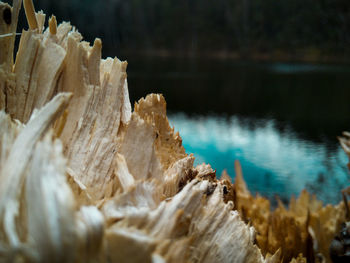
126;56;350;204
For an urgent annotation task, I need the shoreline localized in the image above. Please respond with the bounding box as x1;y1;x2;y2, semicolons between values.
111;47;350;65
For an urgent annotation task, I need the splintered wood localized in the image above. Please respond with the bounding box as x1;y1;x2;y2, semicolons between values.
0;1;347;262
0;1;272;262
232;161;348;263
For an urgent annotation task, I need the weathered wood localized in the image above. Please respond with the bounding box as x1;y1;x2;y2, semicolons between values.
2;1;346;262
0;1;275;262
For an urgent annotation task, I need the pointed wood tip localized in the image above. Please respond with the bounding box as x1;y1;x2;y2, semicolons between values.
49;15;57;35
24;0;38;30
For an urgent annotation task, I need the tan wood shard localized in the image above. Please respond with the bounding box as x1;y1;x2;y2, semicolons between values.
0;1;294;262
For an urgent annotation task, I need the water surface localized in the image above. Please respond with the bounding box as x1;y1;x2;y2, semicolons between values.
169;114;348;204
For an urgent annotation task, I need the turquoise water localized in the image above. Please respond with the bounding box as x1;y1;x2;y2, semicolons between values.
169;114;349;204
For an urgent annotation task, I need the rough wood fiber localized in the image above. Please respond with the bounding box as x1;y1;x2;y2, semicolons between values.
1;1;346;263
231;161;347;262
0;1;279;262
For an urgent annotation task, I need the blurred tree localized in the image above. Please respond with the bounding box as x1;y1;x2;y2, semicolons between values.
23;0;350;60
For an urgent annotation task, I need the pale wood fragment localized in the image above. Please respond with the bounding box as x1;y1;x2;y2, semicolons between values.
134;94;187;170
58;44;129;200
106;227;156;263
25;134;77;263
0;93;72;260
103;179;270;263
75;206;105;262
9;29;66;121
162;155;195;197
49;15;57;35
119;114;156;180
23;0;38;30
0;2;297;263
35;11;45;33
114;153;135;191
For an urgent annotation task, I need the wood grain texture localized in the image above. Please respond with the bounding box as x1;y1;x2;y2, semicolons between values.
2;1;346;263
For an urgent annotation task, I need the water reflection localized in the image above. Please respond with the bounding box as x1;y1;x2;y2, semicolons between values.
169;113;349;204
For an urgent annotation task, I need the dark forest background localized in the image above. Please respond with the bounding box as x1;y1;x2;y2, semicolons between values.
25;0;350;62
